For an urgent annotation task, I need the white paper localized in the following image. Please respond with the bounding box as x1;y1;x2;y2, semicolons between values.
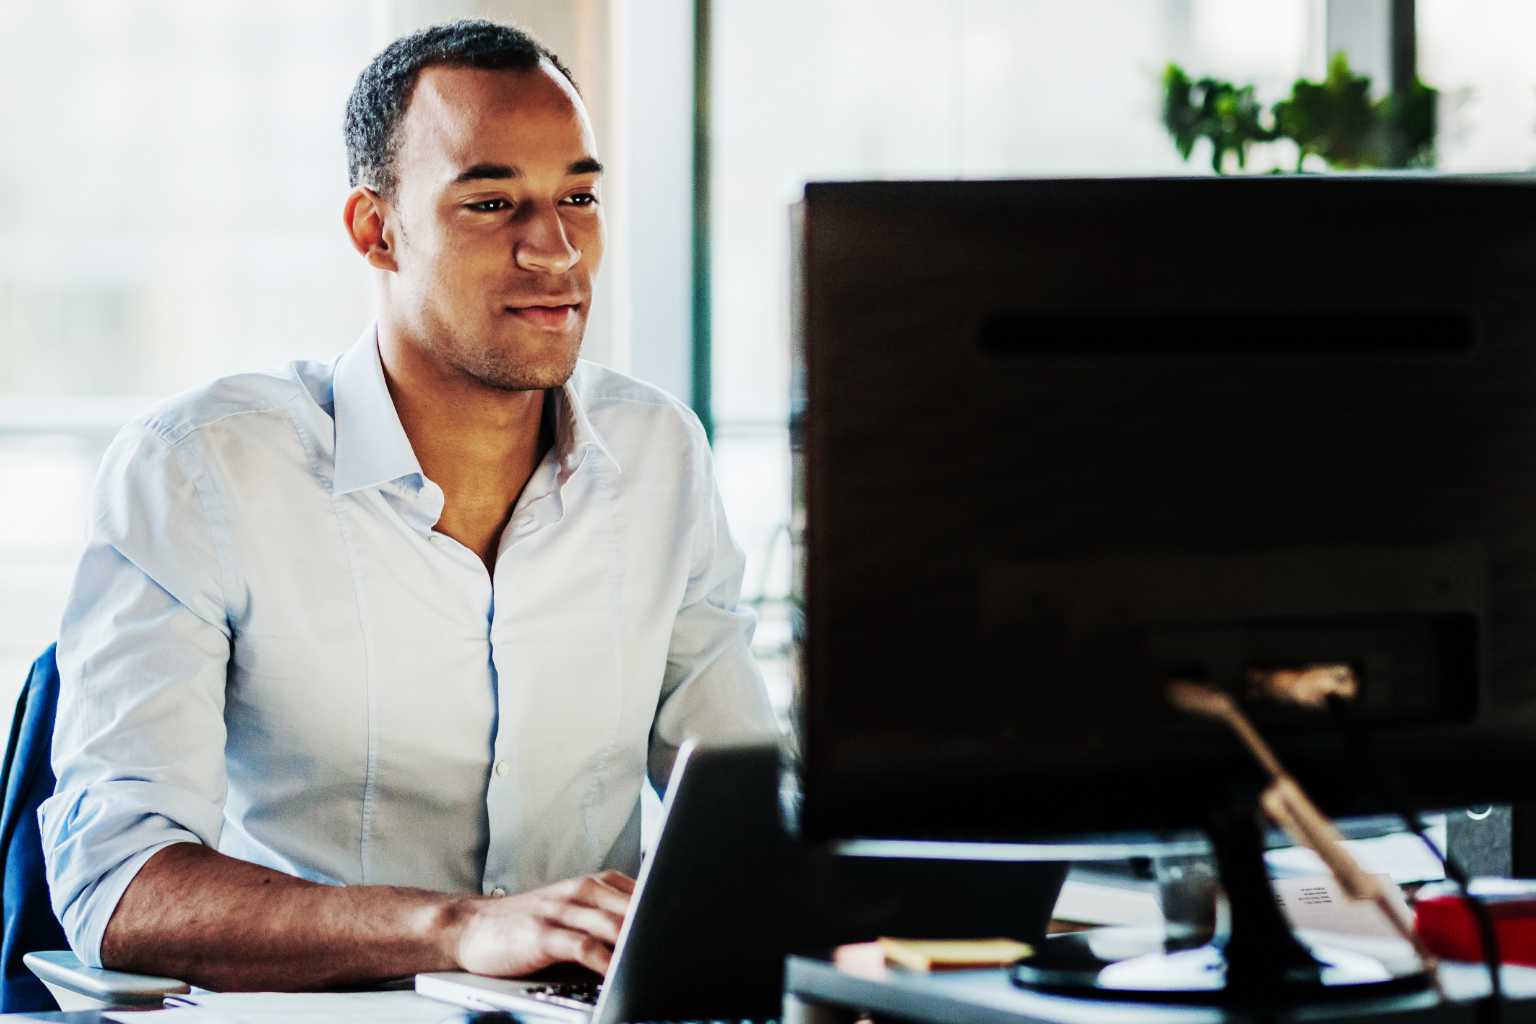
105;990;461;1024
1273;872;1413;940
1272;872;1424;974
1265;825;1448;885
1052;877;1164;927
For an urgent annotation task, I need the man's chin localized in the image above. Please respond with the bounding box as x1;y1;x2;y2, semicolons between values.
461;346;582;392
420;316;585;391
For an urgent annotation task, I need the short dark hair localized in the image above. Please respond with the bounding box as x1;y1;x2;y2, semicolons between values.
343;19;578;196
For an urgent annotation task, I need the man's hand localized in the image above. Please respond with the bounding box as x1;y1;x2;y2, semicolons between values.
101;844;637;991
448;870;637;977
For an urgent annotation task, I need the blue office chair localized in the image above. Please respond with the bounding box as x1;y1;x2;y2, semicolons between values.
1;644;69;1012
2;645;187;1012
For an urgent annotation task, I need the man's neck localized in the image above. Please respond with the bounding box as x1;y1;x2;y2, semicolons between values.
377;331;551;570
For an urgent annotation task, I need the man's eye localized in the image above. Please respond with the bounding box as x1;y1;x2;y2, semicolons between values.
564;193;598;207
467;198;510;212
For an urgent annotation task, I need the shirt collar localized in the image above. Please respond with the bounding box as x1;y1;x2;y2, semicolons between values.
333;327;622;497
552;367;622;477
331;326;425;496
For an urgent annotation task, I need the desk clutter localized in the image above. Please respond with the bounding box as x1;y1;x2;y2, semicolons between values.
776;868;1536;1023
1417;879;1536;968
788;945;1536;1024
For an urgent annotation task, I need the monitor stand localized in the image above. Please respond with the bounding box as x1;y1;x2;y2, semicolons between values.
1012;793;1431;1004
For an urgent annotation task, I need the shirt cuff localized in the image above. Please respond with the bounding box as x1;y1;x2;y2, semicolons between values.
70;838;201;969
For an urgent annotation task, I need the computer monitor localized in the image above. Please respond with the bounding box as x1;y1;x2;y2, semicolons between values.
786;175;1536;1000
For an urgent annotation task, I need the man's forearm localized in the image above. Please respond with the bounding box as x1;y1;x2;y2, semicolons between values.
100;843;468;991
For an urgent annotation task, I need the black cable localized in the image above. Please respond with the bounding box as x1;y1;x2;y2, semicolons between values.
1323;694;1502;1021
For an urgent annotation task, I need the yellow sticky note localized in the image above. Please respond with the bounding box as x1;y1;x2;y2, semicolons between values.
878;937;1034;972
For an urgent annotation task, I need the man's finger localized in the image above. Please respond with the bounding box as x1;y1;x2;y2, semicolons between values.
541;927;613;976
552;903;624;945
596;870;637;894
569;876;633;916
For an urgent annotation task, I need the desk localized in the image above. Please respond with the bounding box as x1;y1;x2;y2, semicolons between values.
0;1012;483;1023
784;950;1536;1023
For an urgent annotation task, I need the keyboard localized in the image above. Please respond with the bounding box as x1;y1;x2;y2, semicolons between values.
519;977;602;1010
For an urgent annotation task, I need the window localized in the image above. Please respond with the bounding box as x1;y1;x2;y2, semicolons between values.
0;4;368;708
1419;0;1536;171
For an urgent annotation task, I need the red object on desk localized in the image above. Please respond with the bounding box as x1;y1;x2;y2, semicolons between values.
1416;891;1536;965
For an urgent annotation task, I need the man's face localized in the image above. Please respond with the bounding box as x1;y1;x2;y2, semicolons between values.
382;61;604;390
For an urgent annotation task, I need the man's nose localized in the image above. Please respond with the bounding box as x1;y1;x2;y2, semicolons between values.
513;204;580;274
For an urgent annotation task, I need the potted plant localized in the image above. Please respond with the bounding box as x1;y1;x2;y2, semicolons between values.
1163;53;1436;174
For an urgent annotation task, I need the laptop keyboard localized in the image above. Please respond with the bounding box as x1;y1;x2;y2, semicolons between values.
515;978;782;1023
521;978;602;1008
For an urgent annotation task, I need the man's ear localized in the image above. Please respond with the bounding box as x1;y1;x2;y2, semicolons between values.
343;186;398;272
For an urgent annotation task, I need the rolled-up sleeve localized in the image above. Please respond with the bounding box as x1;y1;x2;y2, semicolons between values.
648;434;781;790
39;421;233;966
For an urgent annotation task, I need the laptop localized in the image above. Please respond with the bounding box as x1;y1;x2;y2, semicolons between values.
416;741;1065;1023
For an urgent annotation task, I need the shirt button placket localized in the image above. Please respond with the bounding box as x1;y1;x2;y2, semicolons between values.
486;757;509;899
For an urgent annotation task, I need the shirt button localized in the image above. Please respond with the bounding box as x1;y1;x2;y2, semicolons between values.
491;887;507;898
494;760;510;777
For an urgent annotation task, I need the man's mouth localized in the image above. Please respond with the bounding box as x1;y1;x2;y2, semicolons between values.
505;303;580;330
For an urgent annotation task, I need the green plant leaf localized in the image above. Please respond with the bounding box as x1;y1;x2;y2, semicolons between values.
1160;50;1437;173
1273;52;1376;169
1377;79;1438;168
1161;64;1275;174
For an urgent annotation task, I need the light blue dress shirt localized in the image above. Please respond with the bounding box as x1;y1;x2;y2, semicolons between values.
40;328;777;966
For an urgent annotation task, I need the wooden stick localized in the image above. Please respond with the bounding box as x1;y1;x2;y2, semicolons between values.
1168;680;1443;989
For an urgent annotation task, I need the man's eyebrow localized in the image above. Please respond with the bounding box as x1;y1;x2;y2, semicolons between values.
452;163;520;184
450;158;604;185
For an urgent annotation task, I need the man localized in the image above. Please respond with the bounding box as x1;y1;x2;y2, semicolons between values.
40;20;776;990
